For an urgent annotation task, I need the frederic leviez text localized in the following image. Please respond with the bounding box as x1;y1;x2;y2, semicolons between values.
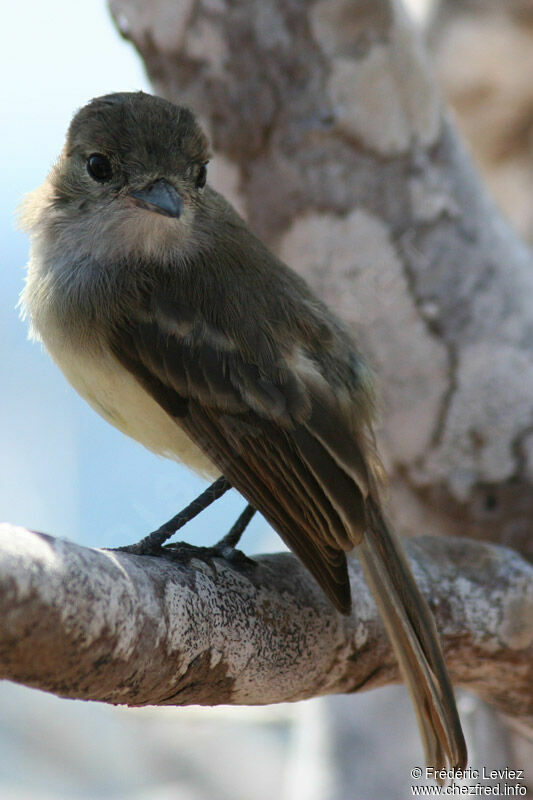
410;766;527;795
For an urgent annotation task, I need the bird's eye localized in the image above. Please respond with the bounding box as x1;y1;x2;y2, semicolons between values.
196;163;207;190
87;153;113;183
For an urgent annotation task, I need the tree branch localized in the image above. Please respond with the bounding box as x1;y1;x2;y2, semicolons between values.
1;523;531;721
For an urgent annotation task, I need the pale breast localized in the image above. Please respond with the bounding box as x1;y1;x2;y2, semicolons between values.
47;339;219;480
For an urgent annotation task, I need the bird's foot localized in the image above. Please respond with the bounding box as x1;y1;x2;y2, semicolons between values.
166;502;256;568
114;535;165;557
113;476;232;556
161;537;256;569
112;494;257;573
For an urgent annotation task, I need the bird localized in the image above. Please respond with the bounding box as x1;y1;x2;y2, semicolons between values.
19;91;466;771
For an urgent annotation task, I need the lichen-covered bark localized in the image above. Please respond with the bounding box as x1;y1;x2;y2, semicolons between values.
0;524;531;720
109;0;533;562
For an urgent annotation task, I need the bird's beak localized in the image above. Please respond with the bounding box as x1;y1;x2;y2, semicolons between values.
128;178;183;218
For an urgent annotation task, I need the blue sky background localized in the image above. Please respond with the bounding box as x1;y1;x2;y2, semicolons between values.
1;0;272;553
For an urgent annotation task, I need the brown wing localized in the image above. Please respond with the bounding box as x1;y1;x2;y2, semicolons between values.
109;294;372;614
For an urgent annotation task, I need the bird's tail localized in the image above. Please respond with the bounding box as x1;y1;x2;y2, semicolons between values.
358;497;467;772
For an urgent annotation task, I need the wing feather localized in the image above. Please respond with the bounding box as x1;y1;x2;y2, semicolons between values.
109;295;372;613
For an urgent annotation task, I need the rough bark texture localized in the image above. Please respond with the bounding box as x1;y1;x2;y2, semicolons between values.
1;524;532;721
109;0;533;564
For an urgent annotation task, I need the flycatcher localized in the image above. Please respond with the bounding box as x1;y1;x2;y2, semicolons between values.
20;92;466;771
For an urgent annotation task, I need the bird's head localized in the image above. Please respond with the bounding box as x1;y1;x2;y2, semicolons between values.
21;92;212;262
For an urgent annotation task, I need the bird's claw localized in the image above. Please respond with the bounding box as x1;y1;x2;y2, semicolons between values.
161;539;256;570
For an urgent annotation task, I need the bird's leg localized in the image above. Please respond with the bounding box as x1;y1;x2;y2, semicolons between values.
115;478;257;568
163;503;257;567
116;476;232;555
216;504;257;551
